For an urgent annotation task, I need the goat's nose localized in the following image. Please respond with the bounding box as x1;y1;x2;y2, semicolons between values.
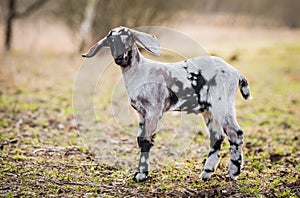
115;58;123;64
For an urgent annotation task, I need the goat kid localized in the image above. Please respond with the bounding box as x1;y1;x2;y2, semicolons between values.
82;27;252;182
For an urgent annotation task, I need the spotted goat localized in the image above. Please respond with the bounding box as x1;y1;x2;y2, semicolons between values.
82;27;252;182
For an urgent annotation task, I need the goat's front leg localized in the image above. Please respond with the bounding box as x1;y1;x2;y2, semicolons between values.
134;115;158;182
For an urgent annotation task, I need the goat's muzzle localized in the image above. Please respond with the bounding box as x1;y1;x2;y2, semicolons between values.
114;50;132;67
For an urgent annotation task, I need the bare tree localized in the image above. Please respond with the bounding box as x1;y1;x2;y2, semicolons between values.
78;0;99;52
4;0;48;51
51;0;183;51
3;0;299;52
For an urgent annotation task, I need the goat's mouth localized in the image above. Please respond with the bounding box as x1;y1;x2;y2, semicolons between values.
114;50;132;67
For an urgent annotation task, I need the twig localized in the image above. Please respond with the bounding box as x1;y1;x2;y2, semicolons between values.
14;0;49;19
50;180;127;190
33;146;84;155
0;139;18;149
50;180;102;187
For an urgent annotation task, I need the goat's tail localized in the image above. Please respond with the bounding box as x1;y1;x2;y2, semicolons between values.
239;75;252;100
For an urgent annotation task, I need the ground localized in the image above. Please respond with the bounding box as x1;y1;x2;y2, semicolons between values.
0;26;300;197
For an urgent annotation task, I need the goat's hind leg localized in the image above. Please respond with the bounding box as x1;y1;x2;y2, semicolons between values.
200;115;225;180
224;115;244;180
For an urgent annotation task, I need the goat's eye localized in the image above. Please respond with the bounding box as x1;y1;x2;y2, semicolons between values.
107;37;114;42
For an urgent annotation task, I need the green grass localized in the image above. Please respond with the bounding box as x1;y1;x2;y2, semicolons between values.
0;41;299;197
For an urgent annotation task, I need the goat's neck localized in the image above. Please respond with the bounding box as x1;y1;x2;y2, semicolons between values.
120;46;147;94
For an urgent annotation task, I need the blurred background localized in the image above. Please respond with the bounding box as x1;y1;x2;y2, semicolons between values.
0;0;300;54
1;1;300;196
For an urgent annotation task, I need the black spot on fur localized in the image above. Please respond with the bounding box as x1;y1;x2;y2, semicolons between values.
169;67;215;114
204;168;215;173
228;139;241;148
118;50;132;67
231;158;242;176
213;138;224;151
186;71;213;112
137;137;153;152
239;78;248;87
208;138;224;157
169;90;178;105
170;77;199;114
239;78;250;99
237;130;243;136
188;71;206;93
139;123;145;128
231;159;241;167
208;149;221;158
208;150;215;157
164;89;178;111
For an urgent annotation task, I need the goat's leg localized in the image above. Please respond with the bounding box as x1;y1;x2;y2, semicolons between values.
200;116;224;179
224;115;244;180
134;115;158;182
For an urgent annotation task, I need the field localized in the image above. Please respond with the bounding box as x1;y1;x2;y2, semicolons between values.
0;25;300;197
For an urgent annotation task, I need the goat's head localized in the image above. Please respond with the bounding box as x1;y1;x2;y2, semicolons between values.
82;27;161;67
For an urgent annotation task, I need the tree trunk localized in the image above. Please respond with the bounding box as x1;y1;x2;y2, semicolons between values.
78;0;100;52
4;0;48;51
5;0;16;51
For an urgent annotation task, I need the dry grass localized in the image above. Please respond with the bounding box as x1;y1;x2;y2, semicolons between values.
0;23;299;197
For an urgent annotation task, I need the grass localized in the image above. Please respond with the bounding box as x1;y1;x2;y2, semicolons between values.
0;40;299;197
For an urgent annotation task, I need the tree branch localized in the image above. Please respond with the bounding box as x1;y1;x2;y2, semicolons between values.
14;0;48;19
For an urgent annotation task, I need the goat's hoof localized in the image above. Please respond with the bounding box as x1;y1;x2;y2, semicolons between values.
200;171;212;180
228;172;239;180
133;172;148;182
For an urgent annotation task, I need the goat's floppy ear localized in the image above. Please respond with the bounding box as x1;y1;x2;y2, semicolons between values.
131;29;160;56
82;37;109;58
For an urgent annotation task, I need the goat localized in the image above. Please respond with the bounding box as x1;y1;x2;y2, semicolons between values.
82;26;252;182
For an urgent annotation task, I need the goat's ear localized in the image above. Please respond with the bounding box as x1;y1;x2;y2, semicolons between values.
82;37;109;58
131;30;160;56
